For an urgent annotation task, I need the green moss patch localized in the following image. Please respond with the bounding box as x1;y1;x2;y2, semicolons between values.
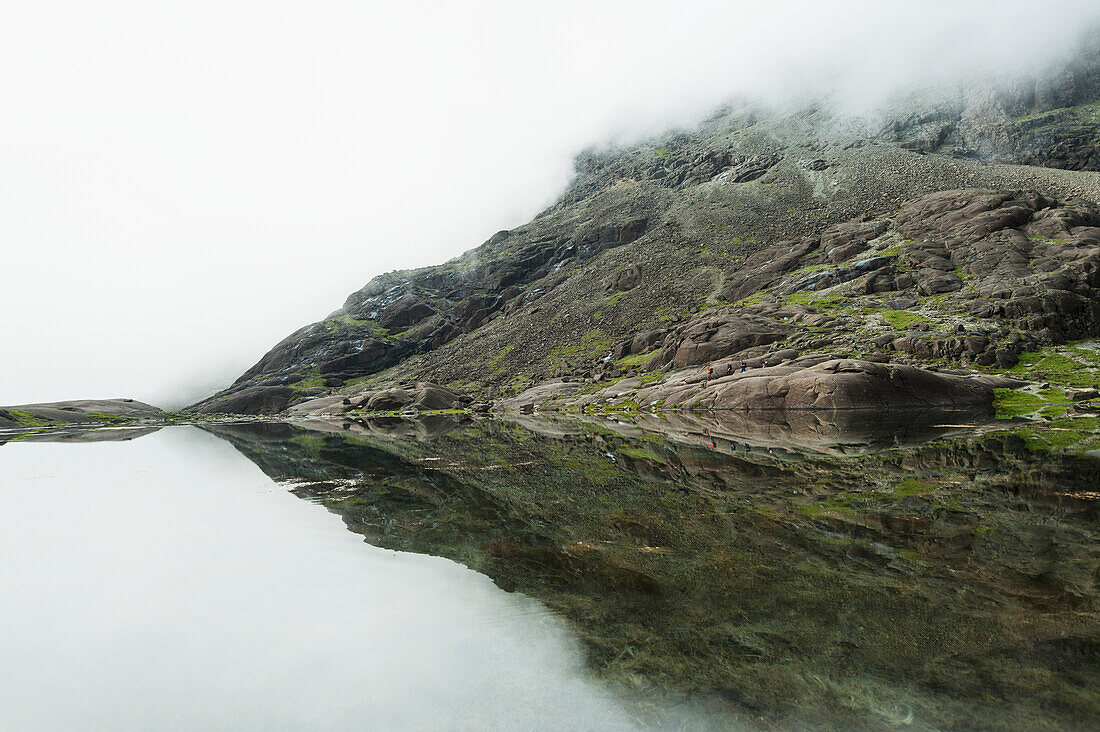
85;412;134;425
1003;347;1100;389
994;389;1050;418
615;352;655;367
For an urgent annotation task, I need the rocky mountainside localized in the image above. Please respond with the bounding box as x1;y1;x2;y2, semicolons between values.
188;49;1100;416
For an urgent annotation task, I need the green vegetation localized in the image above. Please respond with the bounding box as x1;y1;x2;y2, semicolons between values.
892;477;933;496
2;409;59;427
290;374;327;391
1002;346;1100;389
796;498;855;518
615;352;654;368
547;328;616;370
618;447;660;461
85;412;134;425
993;388;1065;418
1002;417;1100;454
736;291;773;307
486;343;516;377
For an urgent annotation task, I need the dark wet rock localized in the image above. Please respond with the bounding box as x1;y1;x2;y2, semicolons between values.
602;263;642;292
376;294;436;330
195;386;298;415
821;220;889;262
286;382;473;416
651;314;790;369
721;240;817;302
879;53;1100;171
711;154;780;183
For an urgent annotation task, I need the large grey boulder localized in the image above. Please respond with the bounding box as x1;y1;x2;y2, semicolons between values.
682;359;993;411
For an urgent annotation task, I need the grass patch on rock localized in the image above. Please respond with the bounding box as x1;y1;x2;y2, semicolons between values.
994;389;1050;418
1004;347;1100;389
1;409;60;427
615;352;655;368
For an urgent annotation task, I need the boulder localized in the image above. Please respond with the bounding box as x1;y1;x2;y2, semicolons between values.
495;380;583;412
361;382;470;412
1066;387;1100;401
682;359;993;411
603;264;642;292
376;294;435;330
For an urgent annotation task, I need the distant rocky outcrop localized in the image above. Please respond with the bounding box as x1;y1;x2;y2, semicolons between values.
0;399;164;429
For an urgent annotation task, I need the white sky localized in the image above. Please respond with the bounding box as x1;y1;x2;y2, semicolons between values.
3;1;1098;408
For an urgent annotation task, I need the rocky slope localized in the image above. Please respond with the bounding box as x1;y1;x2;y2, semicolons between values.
189;50;1100;416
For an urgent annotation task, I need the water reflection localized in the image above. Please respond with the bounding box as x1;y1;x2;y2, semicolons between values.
206;413;1100;729
0;429;641;731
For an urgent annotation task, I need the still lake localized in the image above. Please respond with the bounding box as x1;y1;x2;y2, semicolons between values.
0;428;638;731
2;412;1098;729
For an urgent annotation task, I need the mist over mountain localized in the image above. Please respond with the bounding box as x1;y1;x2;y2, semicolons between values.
180;21;1100;417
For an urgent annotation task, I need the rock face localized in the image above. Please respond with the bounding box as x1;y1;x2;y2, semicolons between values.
500;360;993;414
189;46;1100;415
877;45;1100;171
677;360;993;411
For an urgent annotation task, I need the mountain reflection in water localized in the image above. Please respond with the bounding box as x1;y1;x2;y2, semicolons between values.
206;410;1100;730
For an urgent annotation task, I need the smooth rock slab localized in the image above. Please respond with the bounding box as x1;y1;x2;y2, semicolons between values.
681;359;993;411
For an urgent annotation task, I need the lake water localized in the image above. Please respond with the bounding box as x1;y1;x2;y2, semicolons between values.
2;413;1099;730
0;428;640;731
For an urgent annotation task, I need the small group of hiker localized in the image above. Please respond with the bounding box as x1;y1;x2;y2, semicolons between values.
705;358;768;380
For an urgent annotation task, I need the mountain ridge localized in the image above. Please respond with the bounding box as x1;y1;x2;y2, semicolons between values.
188;50;1100;416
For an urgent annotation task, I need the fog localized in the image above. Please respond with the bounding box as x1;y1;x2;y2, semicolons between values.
2;1;1098;408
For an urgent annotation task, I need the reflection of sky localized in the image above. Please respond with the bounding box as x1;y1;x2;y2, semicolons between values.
0;428;636;731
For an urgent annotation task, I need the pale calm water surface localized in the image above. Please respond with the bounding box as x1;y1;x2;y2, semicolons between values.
0;428;637;731
3;414;1099;730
